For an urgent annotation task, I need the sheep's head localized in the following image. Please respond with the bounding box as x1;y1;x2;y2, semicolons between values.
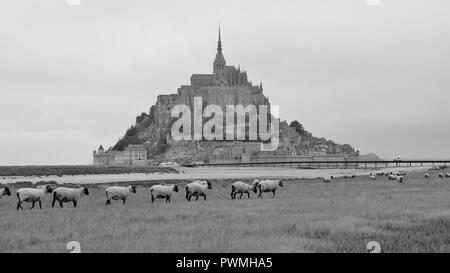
82;187;89;195
206;181;212;190
251;179;259;192
45;185;53;193
3;187;11;196
130;185;137;194
278;180;284;187
173;185;179;192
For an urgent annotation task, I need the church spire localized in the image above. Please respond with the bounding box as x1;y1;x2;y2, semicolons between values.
213;24;226;68
217;26;222;52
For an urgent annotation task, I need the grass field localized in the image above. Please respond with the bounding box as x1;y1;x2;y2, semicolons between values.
1;169;450;253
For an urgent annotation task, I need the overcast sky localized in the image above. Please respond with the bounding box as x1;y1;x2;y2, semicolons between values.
0;0;449;165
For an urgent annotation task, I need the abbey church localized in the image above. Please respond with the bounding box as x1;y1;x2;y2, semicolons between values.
93;29;358;166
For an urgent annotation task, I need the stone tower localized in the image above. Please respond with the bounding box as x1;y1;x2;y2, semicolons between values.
213;27;228;86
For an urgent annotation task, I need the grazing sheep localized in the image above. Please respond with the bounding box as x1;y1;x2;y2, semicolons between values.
396;176;404;183
105;185;136;205
446;173;450;178
0;186;11;200
424;173;430;178
257;179;283;198
231;181;258;200
322;177;332;183
150;184;178;203
388;174;397;181
185;180;212;201
52;186;89;208
351;174;357;178
438;173;444;178
16;185;53;210
370;175;376;180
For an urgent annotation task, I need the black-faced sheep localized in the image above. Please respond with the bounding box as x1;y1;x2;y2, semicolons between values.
150;184;178;203
230;181;258;200
185;180;212;201
256;179;283;198
52;186;89;208
16;185;53;210
105;185;136;205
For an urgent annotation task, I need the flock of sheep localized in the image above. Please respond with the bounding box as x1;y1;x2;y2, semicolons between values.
321;170;450;184
0;179;284;210
2;171;449;210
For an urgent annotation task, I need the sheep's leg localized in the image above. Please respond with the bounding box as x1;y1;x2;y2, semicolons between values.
195;196;199;201
187;194;191;202
52;197;56;208
151;195;155;203
231;190;235;200
272;190;276;198
239;193;243;199
247;192;251;199
39;200;42;209
17;201;23;210
203;195;207;201
122;198;126;205
106;199;111;206
31;201;35;209
73;200;77;208
59;201;64;208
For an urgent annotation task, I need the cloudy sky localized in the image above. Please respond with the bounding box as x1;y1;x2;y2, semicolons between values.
0;0;449;165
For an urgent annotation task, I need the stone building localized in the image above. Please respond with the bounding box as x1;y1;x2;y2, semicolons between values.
93;144;148;166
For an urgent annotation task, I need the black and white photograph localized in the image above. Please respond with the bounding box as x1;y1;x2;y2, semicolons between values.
1;0;450;260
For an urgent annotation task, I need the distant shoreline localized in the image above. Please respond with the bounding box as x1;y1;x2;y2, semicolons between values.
1;166;431;186
0;165;177;177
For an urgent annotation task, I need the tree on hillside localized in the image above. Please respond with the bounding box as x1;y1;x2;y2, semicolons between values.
289;120;306;136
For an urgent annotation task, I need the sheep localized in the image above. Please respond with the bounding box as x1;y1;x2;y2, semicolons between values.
52;186;89;208
230;181;258;200
388;174;397;181
438;173;444;178
0;186;11;200
446;173;450;178
105;185;136;205
185;180;212;201
424;173;430;178
16;185;53;210
396;176;404;183
257;179;283;198
370;175;376;180
150;184;178;203
322;177;333;183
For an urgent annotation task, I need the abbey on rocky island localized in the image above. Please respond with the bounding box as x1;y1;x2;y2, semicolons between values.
93;28;358;166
